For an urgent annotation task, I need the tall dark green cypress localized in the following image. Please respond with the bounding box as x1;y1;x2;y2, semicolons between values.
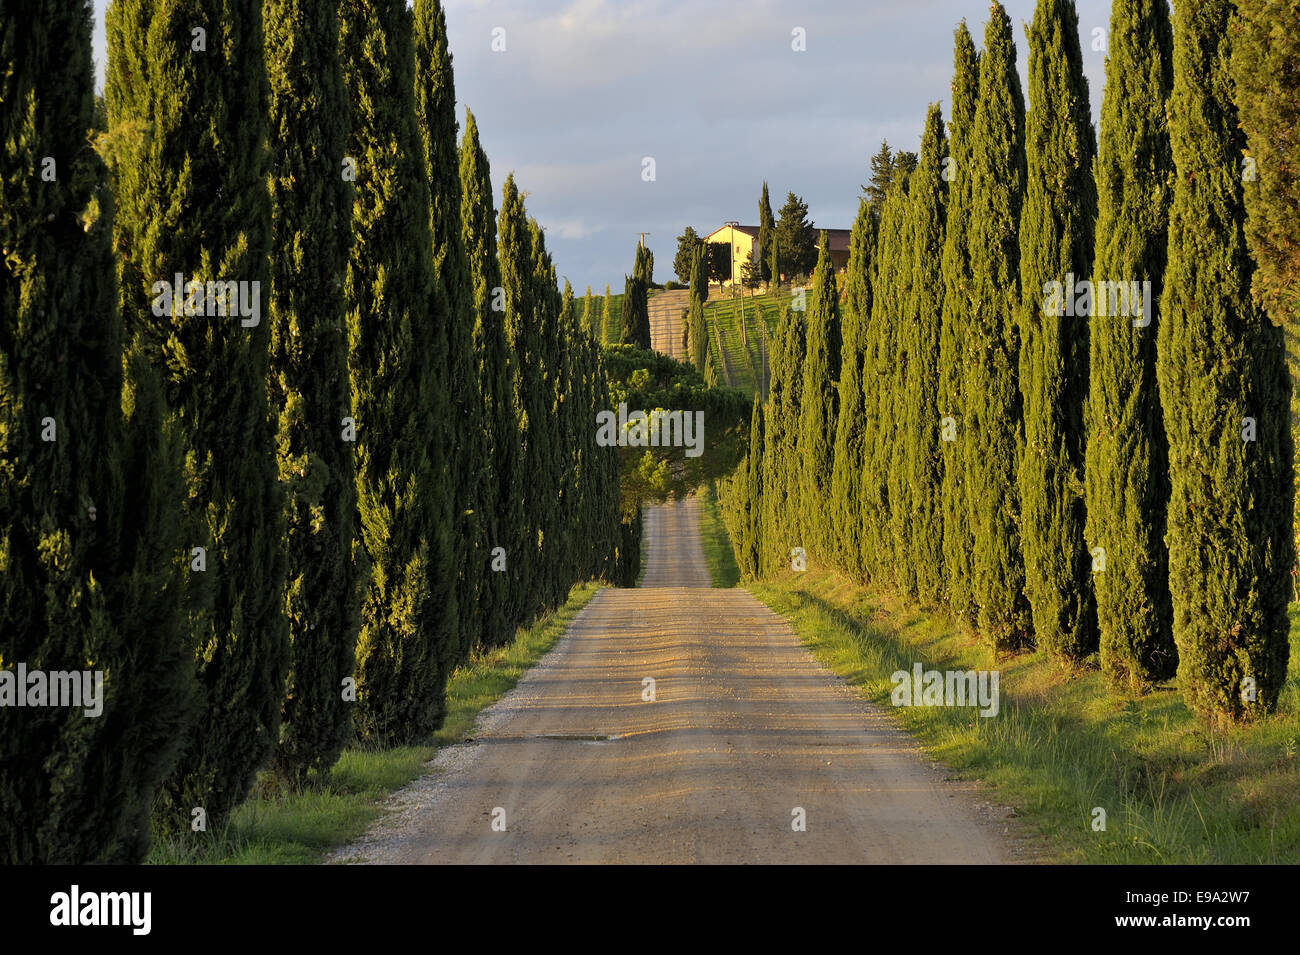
1158;0;1293;721
414;0;486;661
758;181;776;283
829;198;874;577
1;0;192;862
964;3;1030;654
761;311;790;575
938;22;980;625
689;243;709;371
340;0;456;743
884;175;919;591
899;104;949;605
798;233;842;557
499;176;547;621
861;176;910;583
264;0;360;787
744;401;765;577
1017;0;1098;661
108;0;289;833
1086;0;1175;690
621;243;651;349
1232;0;1300;327
460;109;521;644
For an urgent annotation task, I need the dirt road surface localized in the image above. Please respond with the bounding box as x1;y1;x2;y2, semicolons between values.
648;288;690;360
332;497;1011;864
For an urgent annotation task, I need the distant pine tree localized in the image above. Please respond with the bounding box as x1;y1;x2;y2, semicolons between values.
1017;0;1098;661
1159;0;1294;721
1086;0;1176;690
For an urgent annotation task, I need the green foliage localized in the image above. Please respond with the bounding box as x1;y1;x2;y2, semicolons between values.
938;21;980;625
1158;0;1294;721
898;104;948;605
1232;0;1300;326
1086;0;1176;690
620;243;652;349
758;181;775;283
0;0;193;862
460;109;521;646
798;234;842;558
340;0;455;745
415;0;487;666
775;191;816;279
264;0;361;785
1017;0;1098;661
688;243;709;371
108;0;289;834
673;226;701;284
829;199;875;576
861;175;911;584
601;345;752;508
964;2;1031;654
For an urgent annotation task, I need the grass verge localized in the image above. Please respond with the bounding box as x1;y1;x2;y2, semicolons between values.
697;481;739;587
148;581;604;864
746;563;1300;863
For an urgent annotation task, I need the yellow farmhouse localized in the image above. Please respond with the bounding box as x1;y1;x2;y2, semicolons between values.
703;223;852;285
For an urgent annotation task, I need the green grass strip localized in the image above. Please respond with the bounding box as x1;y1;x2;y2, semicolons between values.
149;581;604;864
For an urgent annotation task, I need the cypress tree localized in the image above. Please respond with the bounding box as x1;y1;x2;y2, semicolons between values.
963;3;1030;653
1232;0;1300;327
1017;0;1098;661
528;218;566;611
759;313;787;575
884;175;919;591
778;305;807;556
1158;0;1293;721
860;176;910;583
744;401;765;577
828;198;875;577
770;233;780;289
758;181;776;283
798;233;842;557
414;0;486;661
689;243;709;371
0;0;192;862
601;282;613;343
460;109;521;645
621;242;651;349
264;0;361;784
899;104;949;604
499;175;544;621
938;22;980;625
1085;0;1175;690
583;284;595;337
108;0;289;833
340;0;456;743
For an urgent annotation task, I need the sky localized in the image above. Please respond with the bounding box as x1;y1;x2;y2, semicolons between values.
90;0;1114;294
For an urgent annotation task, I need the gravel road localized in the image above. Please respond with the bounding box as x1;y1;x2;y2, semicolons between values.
331;496;1011;864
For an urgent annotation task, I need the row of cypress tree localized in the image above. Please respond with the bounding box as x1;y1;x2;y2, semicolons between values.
1;0;627;863
720;0;1294;725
